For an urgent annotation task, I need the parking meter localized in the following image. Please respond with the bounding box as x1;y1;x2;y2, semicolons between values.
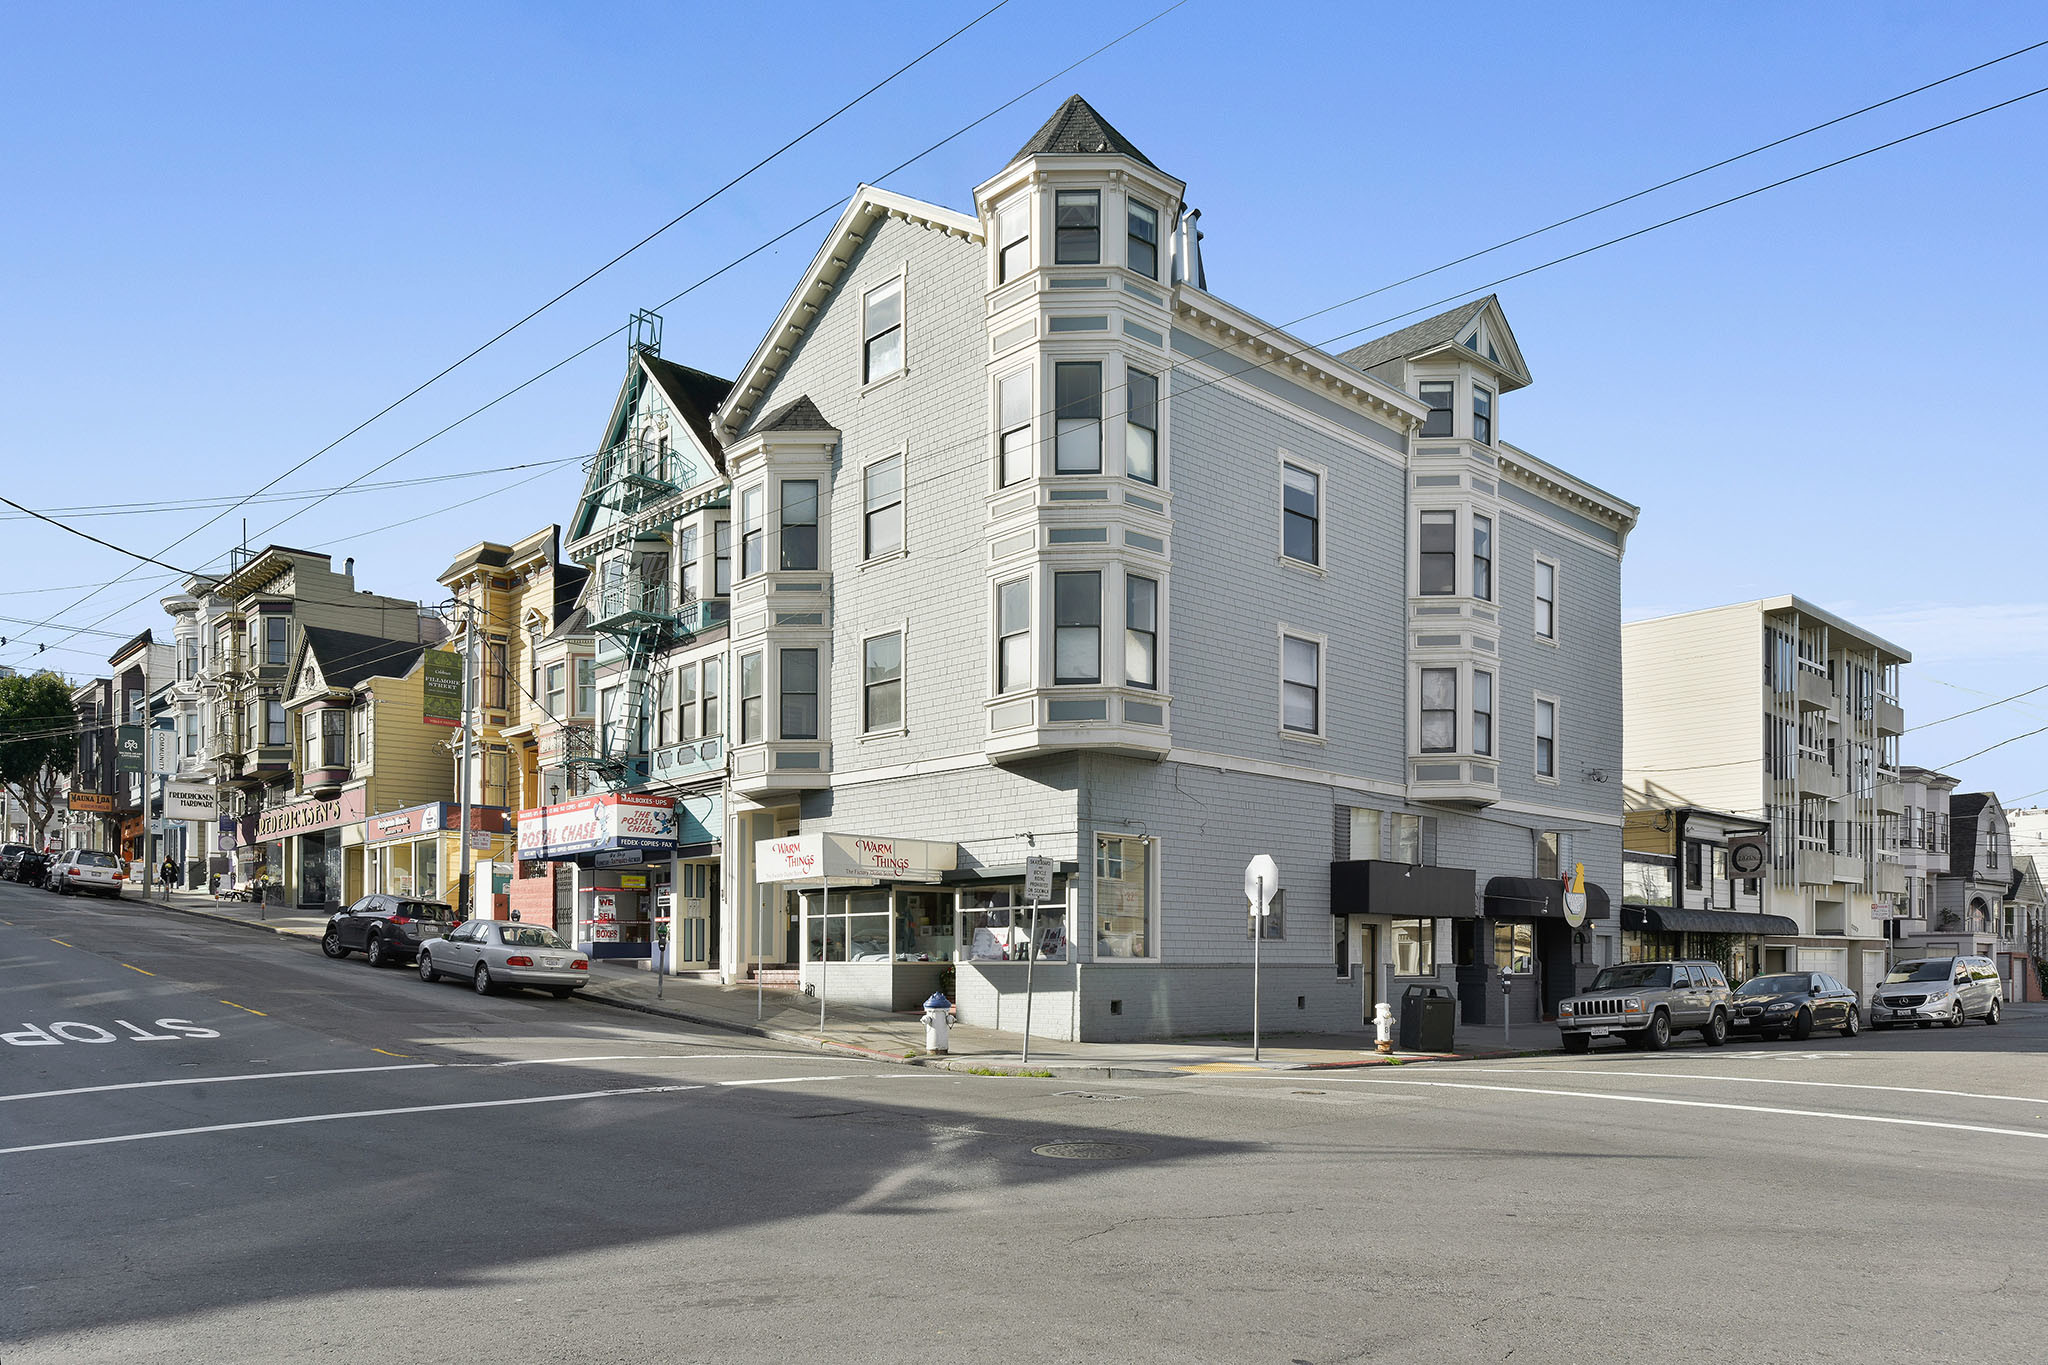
1500;970;1513;1044
654;921;670;997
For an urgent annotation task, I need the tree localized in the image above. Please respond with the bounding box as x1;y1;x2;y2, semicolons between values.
0;671;78;849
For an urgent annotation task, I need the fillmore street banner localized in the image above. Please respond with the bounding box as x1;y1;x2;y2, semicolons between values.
516;793;678;861
422;649;463;727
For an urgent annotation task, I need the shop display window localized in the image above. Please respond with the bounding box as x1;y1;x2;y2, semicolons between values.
805;887;891;963
897;890;952;962
959;885;1066;962
1094;836;1152;958
1391;919;1435;975
1493;921;1534;974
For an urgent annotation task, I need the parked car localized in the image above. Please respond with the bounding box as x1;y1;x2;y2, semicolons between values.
1557;959;1733;1052
1728;971;1860;1040
320;894;456;968
7;849;50;888
48;849;128;898
0;844;32;877
1869;956;2002;1029
417;919;590;998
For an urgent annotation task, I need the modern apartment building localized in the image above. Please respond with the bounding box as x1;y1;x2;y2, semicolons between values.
513;95;1640;1040
1623;596;1910;993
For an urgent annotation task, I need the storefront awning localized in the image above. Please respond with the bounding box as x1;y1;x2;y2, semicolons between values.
755;832;959;885
1483;876;1611;921
1330;860;1477;918
1621;906;1799;936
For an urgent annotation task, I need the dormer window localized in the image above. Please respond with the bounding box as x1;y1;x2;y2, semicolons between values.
996;199;1030;283
1055;190;1100;265
1127;200;1158;279
1473;385;1493;444
1420;382;1454;438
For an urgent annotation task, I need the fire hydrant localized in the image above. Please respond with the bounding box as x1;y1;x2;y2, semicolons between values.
922;992;955;1055
1373;1001;1395;1054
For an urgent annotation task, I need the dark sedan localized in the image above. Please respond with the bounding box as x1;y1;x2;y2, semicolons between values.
1728;972;1861;1041
320;893;456;968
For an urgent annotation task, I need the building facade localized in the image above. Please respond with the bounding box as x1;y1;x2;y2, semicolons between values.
1620;805;1789;982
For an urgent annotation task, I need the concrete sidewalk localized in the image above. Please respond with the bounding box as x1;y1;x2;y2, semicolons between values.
115;884;1560;1077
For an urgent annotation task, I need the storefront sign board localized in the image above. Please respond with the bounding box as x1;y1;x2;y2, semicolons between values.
255;788;366;842
164;782;220;822
68;791;114;813
516;793;678;861
754;831;959;884
365;802;510;844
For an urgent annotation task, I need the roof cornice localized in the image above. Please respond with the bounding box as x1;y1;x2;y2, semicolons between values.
1171;290;1427;432
1497;442;1640;534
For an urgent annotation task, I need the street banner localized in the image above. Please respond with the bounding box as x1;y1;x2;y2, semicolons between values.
149;721;177;775
164;782;220;822
422;649;463;727
116;725;144;774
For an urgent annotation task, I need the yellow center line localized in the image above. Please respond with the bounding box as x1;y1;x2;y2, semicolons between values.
370;1048;411;1058
124;963;155;976
50;938;74;947
220;1000;267;1016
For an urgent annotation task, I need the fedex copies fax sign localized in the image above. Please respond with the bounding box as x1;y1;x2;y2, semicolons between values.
516;793;679;861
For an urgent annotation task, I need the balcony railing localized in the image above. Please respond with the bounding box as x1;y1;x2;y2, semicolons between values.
1875;696;1904;736
586;437;689;510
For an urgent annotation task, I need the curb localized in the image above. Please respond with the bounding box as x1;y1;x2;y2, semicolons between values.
117;890;321;940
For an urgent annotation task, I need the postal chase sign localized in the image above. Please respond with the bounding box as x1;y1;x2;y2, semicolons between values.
516;793;678;861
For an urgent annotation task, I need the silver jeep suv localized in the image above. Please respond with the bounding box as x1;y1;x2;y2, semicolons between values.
1558;960;1732;1053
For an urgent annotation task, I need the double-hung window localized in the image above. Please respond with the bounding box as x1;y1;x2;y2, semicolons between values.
1472;385;1493;444
996;199;1029;283
702;655;722;738
574;658;594;716
1420;381;1454;438
1127;200;1158;278
1125;575;1158;690
1535;698;1557;778
1472;515;1492;601
1282;635;1320;735
714;522;732;596
779;649;818;740
655;670;673;746
997;579;1031;693
780;480;819;571
1472;670;1494;756
1534;559;1557;640
862;278;903;383
864;455;903;558
863;633;903;733
678;524;700;602
1125;368;1159;484
1420;668;1457;753
1419;511;1456;595
998;370;1032;486
679;663;699;741
1054;362;1102;473
265;616;289;665
1053;572;1101;685
738;652;763;743
1282;463;1320;566
265;700;287;747
1055;190;1100;264
740;488;764;579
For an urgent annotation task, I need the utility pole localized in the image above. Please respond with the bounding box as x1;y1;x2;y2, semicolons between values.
455;602;478;922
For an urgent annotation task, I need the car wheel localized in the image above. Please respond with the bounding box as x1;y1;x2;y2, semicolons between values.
550;986;575;1000
365;935;388;969
1702;1011;1728;1047
321;928;349;959
1791;1008;1813;1041
1986;1000;2001;1026
1945;1002;1964;1029
418;951;440;984
1644;1011;1671;1051
474;964;494;995
1561;1032;1591;1054
1840;1006;1860;1038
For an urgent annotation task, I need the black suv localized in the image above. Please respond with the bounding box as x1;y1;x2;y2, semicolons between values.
321;894;456;968
0;844;33;879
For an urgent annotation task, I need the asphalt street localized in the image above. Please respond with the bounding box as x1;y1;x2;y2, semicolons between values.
4;877;2045;1364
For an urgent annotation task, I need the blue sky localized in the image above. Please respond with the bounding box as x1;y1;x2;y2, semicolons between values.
3;1;2046;812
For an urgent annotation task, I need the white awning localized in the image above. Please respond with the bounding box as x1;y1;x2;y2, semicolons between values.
754;831;959;885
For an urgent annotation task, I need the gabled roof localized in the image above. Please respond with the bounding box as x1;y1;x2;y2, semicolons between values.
1948;792;1996;880
1009;94;1156;168
640;354;733;471
756;395;835;433
1337;295;1531;392
300;626;424;691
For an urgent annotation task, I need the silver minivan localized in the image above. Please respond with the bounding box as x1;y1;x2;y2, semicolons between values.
1868;956;2002;1029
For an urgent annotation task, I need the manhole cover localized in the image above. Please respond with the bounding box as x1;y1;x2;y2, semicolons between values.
1055;1091;1129;1102
1031;1141;1149;1160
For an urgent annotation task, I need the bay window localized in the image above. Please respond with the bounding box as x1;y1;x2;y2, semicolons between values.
1053;572;1101;684
1420;381;1454;437
1125;575;1158;690
998;369;1032;486
1055;190;1100;264
996;198;1030;282
779;648;818;740
740;488;763;579
780;480;819;570
1420;668;1457;753
1127;199;1158;278
1054;362;1102;473
574;658;595;716
714;522;732;595
679;663;699;741
1126;367;1159;484
1473;670;1494;756
739;653;763;743
998;578;1031;693
702;655;723;738
1419;511;1456;595
1473;385;1493;444
545;662;566;717
1473;515;1492;601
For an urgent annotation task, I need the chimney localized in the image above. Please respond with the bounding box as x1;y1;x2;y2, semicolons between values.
1171;208;1205;291
344;557;355;580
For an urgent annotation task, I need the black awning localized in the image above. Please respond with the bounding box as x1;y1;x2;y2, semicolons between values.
1331;860;1476;918
1621;906;1799;936
1483;876;1611;921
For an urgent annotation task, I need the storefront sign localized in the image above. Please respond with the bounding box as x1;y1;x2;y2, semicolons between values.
68;791;114;813
1563;862;1588;928
754;831;959;884
365;802;510;844
254;788;366;842
120;815;145;840
516;793;678;861
422;649;463;727
594;848;643;869
218;815;239;849
591;892;618;919
588;924;620;942
164;782;220;822
619;873;648;890
116;726;145;774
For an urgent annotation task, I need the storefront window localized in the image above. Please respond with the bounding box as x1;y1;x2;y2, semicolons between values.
897;890;953;962
805;888;891;963
1095;836;1152;958
1391;919;1435;975
1623;856;1674;907
958;886;1066;962
415;840;439;900
1493;921;1534;974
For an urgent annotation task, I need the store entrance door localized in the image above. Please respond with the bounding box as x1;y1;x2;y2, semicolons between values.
675;862;715;970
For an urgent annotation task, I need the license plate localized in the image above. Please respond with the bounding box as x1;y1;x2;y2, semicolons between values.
542;956;567;968
1589;1028;1610;1038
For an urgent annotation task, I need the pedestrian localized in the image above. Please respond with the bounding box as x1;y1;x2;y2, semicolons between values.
160;856;180;890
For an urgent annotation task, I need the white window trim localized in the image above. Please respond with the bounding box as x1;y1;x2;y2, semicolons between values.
991;571;1035;697
1278;623;1329;744
858;263;910;394
993;365;1035;491
1533;553;1560;647
993;193;1032;286
859;623;910;741
860;444;909;567
1415;662;1460;756
1277;449;1328;578
1123;569;1164;693
1534;692;1561;786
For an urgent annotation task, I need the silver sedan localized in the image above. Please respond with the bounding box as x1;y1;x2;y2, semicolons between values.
417;920;590;998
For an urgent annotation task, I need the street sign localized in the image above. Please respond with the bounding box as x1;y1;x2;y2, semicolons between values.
467;831;492;851
148;818;165;835
1244;853;1280;913
116;726;144;774
1023;855;1056;903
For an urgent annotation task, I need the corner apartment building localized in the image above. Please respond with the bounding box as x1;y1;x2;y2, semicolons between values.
107;629;172;868
1624;597;1909;994
510;96;1639;1040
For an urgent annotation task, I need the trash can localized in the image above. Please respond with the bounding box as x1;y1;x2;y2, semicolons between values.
1399;984;1457;1052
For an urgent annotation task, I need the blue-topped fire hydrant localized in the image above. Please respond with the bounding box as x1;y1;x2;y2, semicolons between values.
922;992;955;1055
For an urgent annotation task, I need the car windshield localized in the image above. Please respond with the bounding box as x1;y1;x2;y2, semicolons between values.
502;926;569;949
1736;974;1809;997
1885;961;1953;984
74;851;118;868
396;901;451;921
1588;965;1672;991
